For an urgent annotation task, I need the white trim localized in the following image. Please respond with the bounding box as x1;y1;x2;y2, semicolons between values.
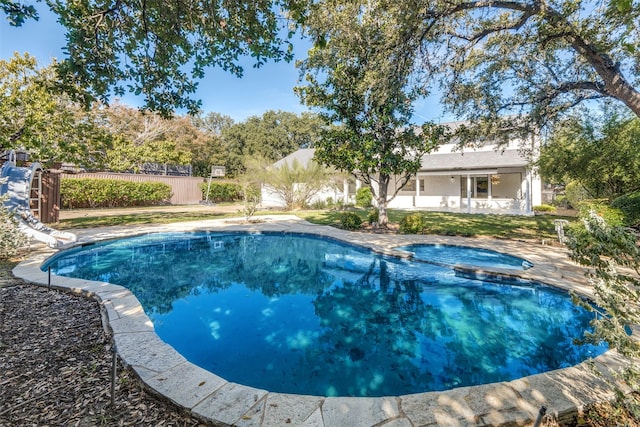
418;169;498;176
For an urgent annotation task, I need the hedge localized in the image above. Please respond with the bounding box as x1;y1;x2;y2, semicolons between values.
61;178;172;209
200;182;244;203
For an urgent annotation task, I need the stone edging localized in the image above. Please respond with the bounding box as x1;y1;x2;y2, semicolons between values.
12;216;633;426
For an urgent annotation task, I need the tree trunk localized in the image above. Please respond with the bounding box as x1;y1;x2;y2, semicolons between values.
540;4;640;117
569;36;640;118
376;178;390;228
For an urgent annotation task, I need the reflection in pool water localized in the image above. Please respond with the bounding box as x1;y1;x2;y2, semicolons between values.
43;232;606;397
396;243;534;270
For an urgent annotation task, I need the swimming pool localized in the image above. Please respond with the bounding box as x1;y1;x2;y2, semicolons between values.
395;243;533;270
43;231;606;397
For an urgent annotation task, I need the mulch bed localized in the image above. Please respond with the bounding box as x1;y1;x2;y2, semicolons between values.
0;263;214;426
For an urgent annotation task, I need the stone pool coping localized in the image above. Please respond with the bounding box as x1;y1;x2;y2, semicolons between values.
12;215;635;426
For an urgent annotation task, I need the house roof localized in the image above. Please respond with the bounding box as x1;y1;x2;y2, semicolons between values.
272;148;316;169
272;146;529;172
420;148;529;172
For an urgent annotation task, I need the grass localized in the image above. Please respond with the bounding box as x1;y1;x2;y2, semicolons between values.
299;208;573;241
57;206;574;242
58;211;240;229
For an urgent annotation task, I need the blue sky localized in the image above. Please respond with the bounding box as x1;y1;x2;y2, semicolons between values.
0;5;449;124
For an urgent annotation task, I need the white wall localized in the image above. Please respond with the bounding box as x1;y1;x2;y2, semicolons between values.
260;184;345;208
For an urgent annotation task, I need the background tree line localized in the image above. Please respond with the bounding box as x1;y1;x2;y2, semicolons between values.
0;53;323;178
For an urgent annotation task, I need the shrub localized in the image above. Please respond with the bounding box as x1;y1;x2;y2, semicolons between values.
0;180;26;259
241;184;261;221
612;191;640;227
201;182;243;203
565;181;590;209
533;204;556;213
577;200;624;227
339;212;363;230
61;178;172;208
310;199;327;210
399;213;426;234
355;187;373;207
552;194;569;208
367;208;379;225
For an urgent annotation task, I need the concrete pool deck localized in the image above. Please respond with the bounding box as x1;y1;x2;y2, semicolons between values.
12;215;635;426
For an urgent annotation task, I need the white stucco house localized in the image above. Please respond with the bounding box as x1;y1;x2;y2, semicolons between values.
261;122;542;215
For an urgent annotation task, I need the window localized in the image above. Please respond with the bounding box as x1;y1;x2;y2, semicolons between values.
460;176;489;199
402;179;424;193
476;177;488;198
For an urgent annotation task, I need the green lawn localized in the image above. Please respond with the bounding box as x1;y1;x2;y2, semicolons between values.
297;209;572;241
58;211;243;229
57;206;574;242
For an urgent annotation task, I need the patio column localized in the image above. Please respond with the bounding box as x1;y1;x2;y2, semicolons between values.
525;170;532;214
343;179;349;204
466;174;472;214
488;175;492;201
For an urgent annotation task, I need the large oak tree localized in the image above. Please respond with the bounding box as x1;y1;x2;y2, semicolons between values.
296;0;446;227
0;53;111;167
4;1;637;128
2;0;306;116
415;0;640;138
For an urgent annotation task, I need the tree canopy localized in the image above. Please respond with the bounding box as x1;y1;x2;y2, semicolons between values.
2;0;306;116
220;110;324;176
415;0;640;138
0;53;111;167
4;0;638;128
296;0;446;226
1;0;37;26
538;107;640;201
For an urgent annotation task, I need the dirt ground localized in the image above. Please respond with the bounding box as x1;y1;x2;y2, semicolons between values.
0;261;216;426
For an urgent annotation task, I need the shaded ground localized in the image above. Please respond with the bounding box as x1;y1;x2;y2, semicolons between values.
0;261;214;427
1;254;639;426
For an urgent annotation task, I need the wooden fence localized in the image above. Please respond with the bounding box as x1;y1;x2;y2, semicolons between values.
39;172;61;224
62;172;205;205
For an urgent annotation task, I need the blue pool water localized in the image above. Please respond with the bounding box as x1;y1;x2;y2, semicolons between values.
43;232;606;397
396;244;533;270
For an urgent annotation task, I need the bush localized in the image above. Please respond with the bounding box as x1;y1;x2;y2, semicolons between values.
367;208;379;225
355;187;373;207
533;204;556;213
565;181;590;209
552;194;569;208
310;199;327;210
61;178;172;209
201;182;243;203
241;184;261;221
577;200;625;227
0;181;26;259
399;213;426;234
612;191;640;227
339;212;363;230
